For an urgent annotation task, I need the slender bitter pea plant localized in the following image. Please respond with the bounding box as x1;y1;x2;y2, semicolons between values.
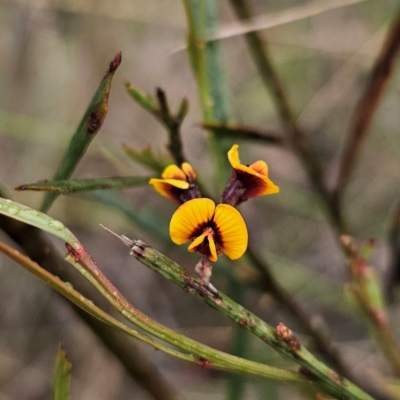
1;1;400;399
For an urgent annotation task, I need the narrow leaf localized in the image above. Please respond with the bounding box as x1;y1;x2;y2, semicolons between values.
41;52;122;212
126;83;158;114
16;176;151;194
54;346;71;400
0;197;79;246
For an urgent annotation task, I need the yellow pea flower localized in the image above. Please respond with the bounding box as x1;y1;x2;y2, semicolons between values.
169;198;248;262
149;162;200;203
222;144;279;205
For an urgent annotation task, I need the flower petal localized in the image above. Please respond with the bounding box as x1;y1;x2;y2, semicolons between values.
250;160;268;177
181;162;196;181
207;234;218;262
227;144;240;168
149;179;188;203
162;179;189;189
188;233;206;252
162;165;186;181
213;204;248;259
235;168;279;198
170;198;216;245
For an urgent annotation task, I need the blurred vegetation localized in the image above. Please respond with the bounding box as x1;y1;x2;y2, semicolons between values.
1;0;400;399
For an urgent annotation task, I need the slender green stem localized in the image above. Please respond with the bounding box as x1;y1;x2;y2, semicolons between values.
64;243;315;389
0;200;319;388
109;234;374;400
183;0;232;190
227;278;247;400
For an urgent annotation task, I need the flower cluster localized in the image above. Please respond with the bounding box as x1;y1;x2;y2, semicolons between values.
149;144;279;280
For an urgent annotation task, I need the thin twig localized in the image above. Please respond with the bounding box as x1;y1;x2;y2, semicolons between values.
229;0;343;231
334;8;400;206
156;88;187;165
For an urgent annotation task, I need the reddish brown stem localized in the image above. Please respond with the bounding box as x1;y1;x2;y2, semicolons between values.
335;8;400;204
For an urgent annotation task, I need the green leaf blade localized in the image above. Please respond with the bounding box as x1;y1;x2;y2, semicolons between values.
0;197;79;246
16;176;151;194
126;84;158;114
40;52;122;212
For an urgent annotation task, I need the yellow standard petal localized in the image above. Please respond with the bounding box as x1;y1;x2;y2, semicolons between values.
213;204;248;260
181;162;196;181
162;165;186;181
170;198;215;245
227;144;240;168
228;144;280;198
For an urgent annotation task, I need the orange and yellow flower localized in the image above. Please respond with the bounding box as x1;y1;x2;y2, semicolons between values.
222;144;279;205
170;198;248;262
149;162;200;204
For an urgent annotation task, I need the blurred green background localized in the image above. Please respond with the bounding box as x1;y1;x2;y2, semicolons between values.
1;0;400;399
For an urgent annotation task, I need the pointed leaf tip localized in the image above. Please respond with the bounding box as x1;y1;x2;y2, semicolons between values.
108;52;122;74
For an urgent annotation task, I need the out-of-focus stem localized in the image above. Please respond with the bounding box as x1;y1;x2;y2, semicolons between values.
229;0;343;232
334;8;400;205
386;200;400;301
341;236;400;378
